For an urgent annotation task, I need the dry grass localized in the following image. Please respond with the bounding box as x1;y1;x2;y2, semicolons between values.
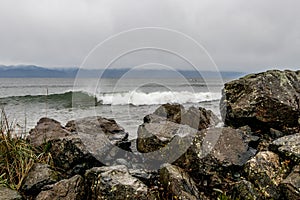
0;109;52;190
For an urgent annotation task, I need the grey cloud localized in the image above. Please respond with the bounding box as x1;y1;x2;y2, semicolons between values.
0;0;299;72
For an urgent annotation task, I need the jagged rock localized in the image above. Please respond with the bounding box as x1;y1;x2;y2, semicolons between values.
85;165;157;200
231;180;260;200
65;116;130;151
220;70;300;134
160;164;201;200
21;163;60;196
153;103;184;123
28;118;72;147
280;165;300;199
271;133;300;163
145;104;220;131
136;121;197;169
181;106;220;130
128;168;158;186
244;151;288;199
175;127;256;177
36;175;85;200
0;187;22;200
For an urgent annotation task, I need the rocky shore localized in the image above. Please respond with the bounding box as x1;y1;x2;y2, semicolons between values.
1;69;299;199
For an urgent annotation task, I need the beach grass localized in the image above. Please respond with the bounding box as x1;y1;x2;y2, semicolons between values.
0;109;52;190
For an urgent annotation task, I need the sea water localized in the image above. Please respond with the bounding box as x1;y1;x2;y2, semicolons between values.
0;78;226;139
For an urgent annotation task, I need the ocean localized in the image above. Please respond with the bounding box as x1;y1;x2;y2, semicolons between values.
0;78;227;139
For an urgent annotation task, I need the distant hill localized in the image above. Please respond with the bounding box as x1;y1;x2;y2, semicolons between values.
0;65;244;79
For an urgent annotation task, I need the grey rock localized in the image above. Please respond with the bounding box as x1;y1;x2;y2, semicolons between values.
271;133;300;163
0;187;22;200
280;165;300;199
220;70;300;134
85;165;156;200
36;175;85;200
21;163;60;196
152;103;184;124
244;151;288;199
28;118;72;147
160;164;200;200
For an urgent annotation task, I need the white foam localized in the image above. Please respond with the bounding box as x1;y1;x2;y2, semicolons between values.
97;91;221;106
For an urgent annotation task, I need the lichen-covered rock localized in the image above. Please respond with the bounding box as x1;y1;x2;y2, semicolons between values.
244;151;288;199
160;164;201;200
231;180;260;200
175;127;256;177
280;165;300;199
36;175;85;200
220;70;300;134
21;163;60;196
271;133;300;163
28;118;72;147
0;187;22;200
85;165;156;200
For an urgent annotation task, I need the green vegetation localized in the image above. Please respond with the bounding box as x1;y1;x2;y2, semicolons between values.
0;109;51;190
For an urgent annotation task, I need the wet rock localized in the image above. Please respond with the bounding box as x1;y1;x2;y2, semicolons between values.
153;103;184;124
231;180;260;200
21;163;60;196
0;187;22;200
271;133;300;163
36;175;85;200
85;165;156;200
175;127;256;177
244;151;288;199
160;164;200;200
28;118;72;147
280;165;300;199
220;70;300;134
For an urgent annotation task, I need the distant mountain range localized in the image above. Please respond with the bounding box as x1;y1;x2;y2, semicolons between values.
0;65;245;79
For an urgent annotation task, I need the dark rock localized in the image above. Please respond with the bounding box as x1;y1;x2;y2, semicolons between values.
231;180;260;200
28;118;72;147
36;175;85;200
220;70;300;134
181;106;220;130
244;151;288;199
128;168;158;187
159;164;201;200
145;104;220;131
175;127;256;177
21;163;60;196
0;187;22;200
85;165;157;200
271;133;300;163
280;165;300;199
136;121;197;169
152;103;184;124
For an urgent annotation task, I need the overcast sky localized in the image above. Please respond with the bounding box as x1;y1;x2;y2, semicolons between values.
0;0;299;72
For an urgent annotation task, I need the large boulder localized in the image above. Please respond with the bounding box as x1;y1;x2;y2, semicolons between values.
36;175;85;200
28;118;72;147
220;70;300;134
145;104;220;131
231;180;260;200
175;127;256;177
21;163;60;197
244;151;289;199
159;164;202;200
85;165;157;200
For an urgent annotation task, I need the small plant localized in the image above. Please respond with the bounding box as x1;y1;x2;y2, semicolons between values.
0;108;51;190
